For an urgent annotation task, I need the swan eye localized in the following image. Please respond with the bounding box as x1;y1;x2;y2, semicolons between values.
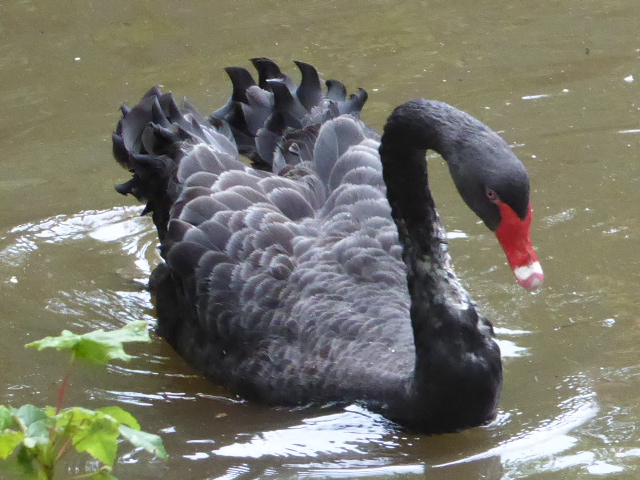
486;188;498;202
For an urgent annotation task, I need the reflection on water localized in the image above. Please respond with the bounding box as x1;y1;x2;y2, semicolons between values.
441;376;598;475
213;405;397;459
1;206;154;277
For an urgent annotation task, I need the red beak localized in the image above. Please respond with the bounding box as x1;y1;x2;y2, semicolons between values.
495;202;543;290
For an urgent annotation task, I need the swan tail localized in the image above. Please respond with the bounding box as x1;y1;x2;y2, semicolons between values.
250;57;296;92
293;60;324;111
213;59;371;170
112;59;372;235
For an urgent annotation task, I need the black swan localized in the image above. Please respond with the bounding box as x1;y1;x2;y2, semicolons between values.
112;59;543;433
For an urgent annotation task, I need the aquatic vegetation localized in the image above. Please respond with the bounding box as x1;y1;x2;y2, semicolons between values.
0;321;167;480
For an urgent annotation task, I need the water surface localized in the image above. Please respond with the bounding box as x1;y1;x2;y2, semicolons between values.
1;1;639;478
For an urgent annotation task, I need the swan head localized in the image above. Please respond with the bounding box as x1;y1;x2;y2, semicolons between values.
380;98;543;291
443;123;543;291
467;172;543;291
469;154;543;291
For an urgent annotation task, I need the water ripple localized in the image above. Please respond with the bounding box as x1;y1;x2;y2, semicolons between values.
212;405;397;459
1;206;156;275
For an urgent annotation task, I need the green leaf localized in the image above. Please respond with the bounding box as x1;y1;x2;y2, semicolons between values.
97;406;140;430
72;416;120;466
25;321;151;365
11;405;52;451
16;445;41;478
118;425;167;459
51;408;121;465
53;407;104;436
14;405;48;429
54;407;106;433
25;420;52;449
0;450;39;479
0;430;25;459
0;405;14;430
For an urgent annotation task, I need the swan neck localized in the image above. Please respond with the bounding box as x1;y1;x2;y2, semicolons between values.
379;102;464;300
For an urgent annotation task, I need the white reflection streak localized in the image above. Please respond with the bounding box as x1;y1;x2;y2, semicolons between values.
521;94;551;100
494;327;531;359
212;405;396;459
495;339;528;358
434;393;598;469
297;464;425;478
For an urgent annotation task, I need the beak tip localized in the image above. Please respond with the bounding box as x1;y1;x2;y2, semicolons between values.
514;262;544;291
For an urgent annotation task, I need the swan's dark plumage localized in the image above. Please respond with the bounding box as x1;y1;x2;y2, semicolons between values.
112;59;541;432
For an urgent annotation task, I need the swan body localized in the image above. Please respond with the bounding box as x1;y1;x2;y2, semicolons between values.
112;59;542;432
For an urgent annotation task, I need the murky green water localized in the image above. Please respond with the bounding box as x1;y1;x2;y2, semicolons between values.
1;1;639;478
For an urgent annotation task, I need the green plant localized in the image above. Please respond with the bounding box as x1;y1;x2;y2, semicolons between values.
0;321;167;480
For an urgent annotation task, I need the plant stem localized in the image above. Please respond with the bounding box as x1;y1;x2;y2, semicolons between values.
56;353;75;415
56;375;70;416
